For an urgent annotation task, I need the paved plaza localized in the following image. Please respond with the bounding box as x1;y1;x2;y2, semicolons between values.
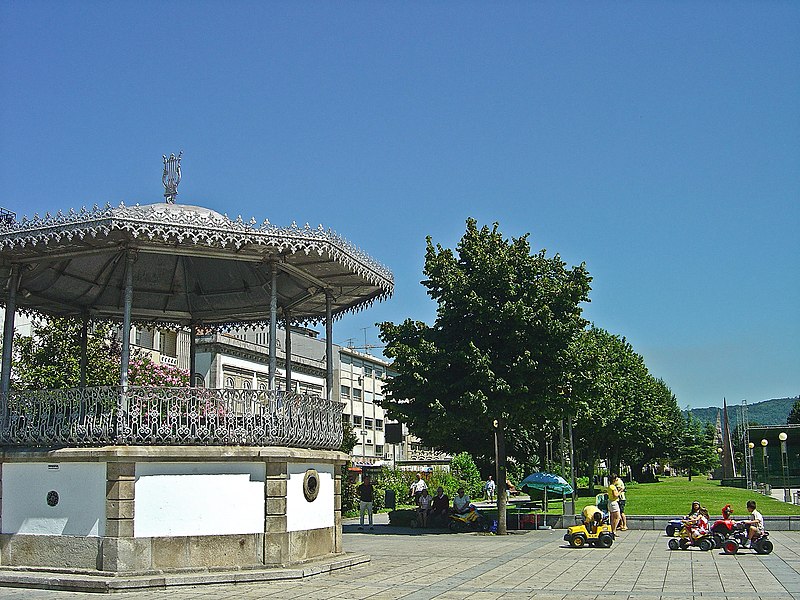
3;514;800;599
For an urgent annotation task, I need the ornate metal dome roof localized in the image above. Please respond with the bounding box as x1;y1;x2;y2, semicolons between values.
0;201;393;328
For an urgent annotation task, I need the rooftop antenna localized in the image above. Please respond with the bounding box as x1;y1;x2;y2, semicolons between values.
162;151;183;203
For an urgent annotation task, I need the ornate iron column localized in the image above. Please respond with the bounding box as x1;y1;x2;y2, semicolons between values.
268;262;278;390
284;310;292;392
1;263;20;394
119;249;137;393
325;291;333;402
79;315;88;388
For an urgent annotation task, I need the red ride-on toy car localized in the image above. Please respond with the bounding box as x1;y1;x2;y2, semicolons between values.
668;517;714;552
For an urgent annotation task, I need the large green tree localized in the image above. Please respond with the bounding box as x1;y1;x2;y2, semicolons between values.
11;318;120;389
567;326;682;490
378;219;591;468
672;413;719;480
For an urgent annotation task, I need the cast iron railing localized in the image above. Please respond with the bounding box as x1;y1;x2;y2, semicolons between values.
0;387;343;449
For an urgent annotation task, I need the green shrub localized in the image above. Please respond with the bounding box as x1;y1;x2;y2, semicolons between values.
449;452;483;498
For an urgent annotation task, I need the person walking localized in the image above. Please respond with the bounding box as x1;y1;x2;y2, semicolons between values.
484;475;496;501
358;474;375;530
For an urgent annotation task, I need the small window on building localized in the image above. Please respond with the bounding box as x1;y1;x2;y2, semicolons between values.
375;419;383;430
365;364;373;376
340;385;350;399
243;380;252;390
353;388;362;400
353;415;362;426
136;328;155;349
375;445;384;456
364;418;373;430
160;330;178;357
342;414;351;425
224;376;235;389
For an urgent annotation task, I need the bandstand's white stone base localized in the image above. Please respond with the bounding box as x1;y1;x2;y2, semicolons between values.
0;446;348;573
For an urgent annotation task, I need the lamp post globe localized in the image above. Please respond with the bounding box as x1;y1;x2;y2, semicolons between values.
780;432;790;502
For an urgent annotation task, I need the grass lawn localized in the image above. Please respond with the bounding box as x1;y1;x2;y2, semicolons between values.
512;476;800;517
579;476;800;517
366;477;800;520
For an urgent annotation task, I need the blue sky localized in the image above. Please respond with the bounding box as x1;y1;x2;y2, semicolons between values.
1;2;797;409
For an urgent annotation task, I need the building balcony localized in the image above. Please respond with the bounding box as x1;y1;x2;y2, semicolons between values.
0;386;343;449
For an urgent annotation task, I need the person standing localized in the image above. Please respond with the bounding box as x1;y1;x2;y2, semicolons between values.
358;474;375;530
484;475;496;501
613;474;627;530
607;474;622;534
410;472;428;505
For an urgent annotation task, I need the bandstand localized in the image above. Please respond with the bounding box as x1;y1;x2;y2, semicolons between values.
0;155;393;578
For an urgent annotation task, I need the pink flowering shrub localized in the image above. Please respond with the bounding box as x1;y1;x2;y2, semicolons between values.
128;355;190;387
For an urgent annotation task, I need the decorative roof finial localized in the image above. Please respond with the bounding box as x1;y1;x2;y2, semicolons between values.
162;151;183;203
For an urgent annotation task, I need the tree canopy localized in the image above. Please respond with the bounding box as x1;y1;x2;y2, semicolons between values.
378;219;592;467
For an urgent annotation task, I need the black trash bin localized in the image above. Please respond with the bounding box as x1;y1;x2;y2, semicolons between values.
385;489;396;510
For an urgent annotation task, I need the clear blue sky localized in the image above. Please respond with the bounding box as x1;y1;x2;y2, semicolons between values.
1;2;797;409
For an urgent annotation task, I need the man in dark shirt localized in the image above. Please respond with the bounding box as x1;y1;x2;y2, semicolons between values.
357;475;375;530
430;486;450;526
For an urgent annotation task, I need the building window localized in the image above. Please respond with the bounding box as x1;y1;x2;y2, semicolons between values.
364;418;373;430
376;445;384;456
160;330;178;357
365;364;373;376
136;328;155;349
375;419;384;430
224;377;235;389
342;414;351;425
340;385;350;399
353;388;362;400
353;415;362;426
243;380;252;389
365;391;374;403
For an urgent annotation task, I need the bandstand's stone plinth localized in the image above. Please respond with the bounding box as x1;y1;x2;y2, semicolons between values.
0;445;347;573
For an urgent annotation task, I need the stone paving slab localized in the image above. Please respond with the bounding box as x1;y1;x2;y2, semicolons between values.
2;516;800;599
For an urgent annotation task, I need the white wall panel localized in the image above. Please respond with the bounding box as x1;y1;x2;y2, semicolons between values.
134;462;265;537
286;463;334;532
1;462;106;536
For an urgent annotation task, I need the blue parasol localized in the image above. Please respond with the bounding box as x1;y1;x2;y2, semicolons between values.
519;472;574;494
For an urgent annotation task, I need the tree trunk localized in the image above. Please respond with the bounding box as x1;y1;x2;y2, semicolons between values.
587;448;597;496
494;418;507;535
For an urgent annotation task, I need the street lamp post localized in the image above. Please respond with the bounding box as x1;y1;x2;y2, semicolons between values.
780;432;790;502
748;442;755;489
761;439;769;490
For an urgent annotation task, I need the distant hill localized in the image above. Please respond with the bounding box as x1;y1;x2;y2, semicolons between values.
684;396;800;427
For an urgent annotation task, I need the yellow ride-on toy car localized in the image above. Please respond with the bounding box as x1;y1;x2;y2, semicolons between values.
564;505;614;548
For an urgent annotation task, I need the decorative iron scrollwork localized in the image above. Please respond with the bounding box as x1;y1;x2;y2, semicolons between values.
0;387;343;449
